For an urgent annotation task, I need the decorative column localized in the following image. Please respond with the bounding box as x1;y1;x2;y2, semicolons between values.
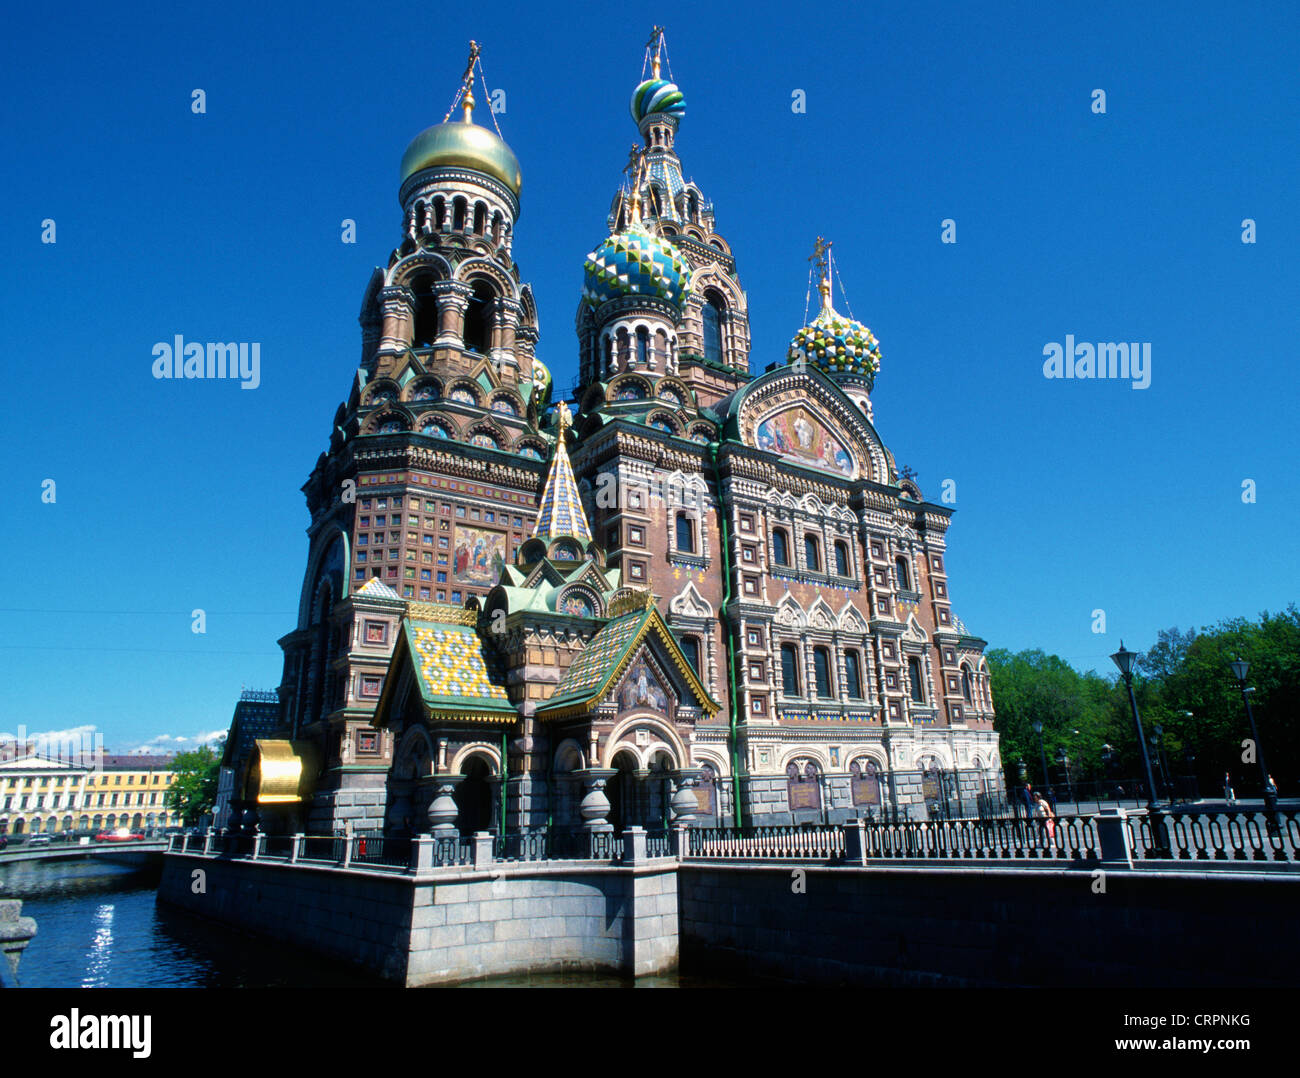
489;297;522;374
575;768;617;832
425;775;464;835
377;285;414;355
432;281;473;347
670;767;702;824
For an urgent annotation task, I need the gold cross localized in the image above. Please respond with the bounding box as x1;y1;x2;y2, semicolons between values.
808;236;832;275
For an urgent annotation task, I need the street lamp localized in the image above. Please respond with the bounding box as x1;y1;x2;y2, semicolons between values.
1230;658;1278;821
1151;725;1171;801
1056;747;1073;805
1111;640;1166;851
1031;720;1051;802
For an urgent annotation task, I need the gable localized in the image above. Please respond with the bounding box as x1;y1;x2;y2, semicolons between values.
730;367;889;483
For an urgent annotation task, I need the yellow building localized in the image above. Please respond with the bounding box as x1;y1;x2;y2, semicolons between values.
0;753;182;836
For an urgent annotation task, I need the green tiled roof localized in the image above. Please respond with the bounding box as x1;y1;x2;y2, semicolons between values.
405;619;515;721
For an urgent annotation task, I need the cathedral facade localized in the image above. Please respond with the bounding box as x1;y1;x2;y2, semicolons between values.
245;33;1004;839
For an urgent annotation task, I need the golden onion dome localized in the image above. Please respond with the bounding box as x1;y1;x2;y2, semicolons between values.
399;118;522;198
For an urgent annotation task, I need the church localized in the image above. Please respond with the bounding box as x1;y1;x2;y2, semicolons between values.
228;31;1004;840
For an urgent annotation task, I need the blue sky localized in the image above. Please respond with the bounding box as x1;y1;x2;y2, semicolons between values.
1;1;1296;752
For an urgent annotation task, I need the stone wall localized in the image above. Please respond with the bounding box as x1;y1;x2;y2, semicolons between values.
678;863;1300;987
158;851;677;986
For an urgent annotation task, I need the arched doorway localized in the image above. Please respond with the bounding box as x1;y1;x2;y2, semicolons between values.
454;756;495;835
607;751;640;833
13;818;24;835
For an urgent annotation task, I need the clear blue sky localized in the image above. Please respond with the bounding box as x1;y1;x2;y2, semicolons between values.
1;1;1296;753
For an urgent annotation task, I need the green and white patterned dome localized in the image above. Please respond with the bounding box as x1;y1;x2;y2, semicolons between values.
788;280;882;387
583;225;691;311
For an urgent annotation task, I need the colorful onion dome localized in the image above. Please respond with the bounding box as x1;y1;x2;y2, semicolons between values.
787;279;882;386
583;225;691;310
400;119;522;197
630;78;686;124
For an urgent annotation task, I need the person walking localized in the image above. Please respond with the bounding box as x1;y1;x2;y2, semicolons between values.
1223;772;1235;806
1033;792;1056;848
1021;782;1035;819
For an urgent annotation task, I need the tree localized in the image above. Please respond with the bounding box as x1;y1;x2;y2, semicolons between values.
166;742;224;825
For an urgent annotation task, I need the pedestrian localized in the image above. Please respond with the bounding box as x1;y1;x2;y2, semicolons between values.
1223;772;1235;806
1021;782;1035;818
1046;787;1058;815
1033;792;1056;846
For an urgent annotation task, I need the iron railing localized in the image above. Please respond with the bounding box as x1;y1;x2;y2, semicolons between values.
690;825;845;861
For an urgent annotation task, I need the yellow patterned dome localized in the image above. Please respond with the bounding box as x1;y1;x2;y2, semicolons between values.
399;119;522;197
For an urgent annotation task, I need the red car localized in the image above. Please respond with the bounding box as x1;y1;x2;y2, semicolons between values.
94;828;146;842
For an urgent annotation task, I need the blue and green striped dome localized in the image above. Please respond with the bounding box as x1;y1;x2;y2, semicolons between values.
583;226;691;310
630;78;686;124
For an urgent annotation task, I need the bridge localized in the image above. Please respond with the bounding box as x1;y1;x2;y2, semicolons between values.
0;840;167;867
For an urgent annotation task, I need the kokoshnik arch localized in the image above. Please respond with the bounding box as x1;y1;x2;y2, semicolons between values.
223;30;1004;837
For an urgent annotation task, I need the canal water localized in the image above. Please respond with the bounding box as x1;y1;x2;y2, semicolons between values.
2;858;704;988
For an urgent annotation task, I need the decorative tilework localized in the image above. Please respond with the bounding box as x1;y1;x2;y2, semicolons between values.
531;431;592;543
408;621;512;713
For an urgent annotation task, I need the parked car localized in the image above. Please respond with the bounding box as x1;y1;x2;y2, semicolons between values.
28;835;51;847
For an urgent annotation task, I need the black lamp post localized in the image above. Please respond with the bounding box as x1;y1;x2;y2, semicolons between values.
1031;720;1051;800
1111;641;1167;852
1230;659;1278;821
1151;725;1171;801
1056;747;1073;805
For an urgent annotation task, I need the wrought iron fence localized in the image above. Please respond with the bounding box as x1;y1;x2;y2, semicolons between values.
863;815;1098;861
1129;809;1300;863
299;835;345;863
350;832;412;868
690;825;845;861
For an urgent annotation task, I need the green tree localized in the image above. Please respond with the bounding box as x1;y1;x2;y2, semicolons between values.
166;741;224;825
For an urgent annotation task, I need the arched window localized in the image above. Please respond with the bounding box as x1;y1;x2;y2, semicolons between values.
636;326;650;367
804;535;821;573
834;541;850;577
772;528;789;566
411;274;439;348
895;557;911;591
702;295;724;363
492;212;502;244
961;665;974;702
433;196;446;231
681;636;701;676
908;656;925;702
675;512;695;553
780;644;801;696
844;650;863;698
473;202;487;235
687;191;699;221
813;647;832;698
463;280;494;354
452;197;467;232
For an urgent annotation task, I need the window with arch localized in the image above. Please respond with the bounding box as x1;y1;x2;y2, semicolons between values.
780;644;801;697
433;196;446;230
636;326;650;367
492;212;503;244
473;202;487;235
895;556;911;591
961;665;974;702
410;275;439;348
844;650;863;698
675;512;695;553
462;280;494;355
452;197;467;231
680;635;701;676
772;528;790;567
907;656;925;702
834;541;850;576
702;294;724;363
813;646;832;698
804;535;821;573
687;191;699;221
